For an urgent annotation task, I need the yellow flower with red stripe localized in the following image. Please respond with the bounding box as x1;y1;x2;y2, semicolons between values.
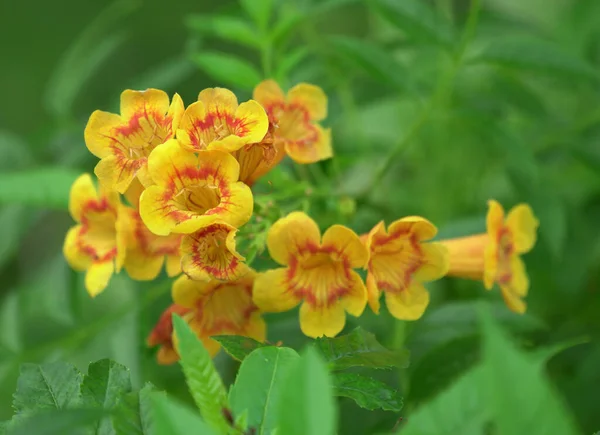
177;87;268;153
85;89;184;193
116;205;182;280
363;218;449;321
253;212;367;338
171;272;266;357
231;123;278;185
440;200;539;313
253;80;332;165
147;304;192;365
139;139;253;236
180;222;249;282
63;174;124;297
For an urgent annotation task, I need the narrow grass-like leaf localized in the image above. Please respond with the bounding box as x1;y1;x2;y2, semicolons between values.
191;52;262;90
332;373;402;412
211;335;266;361
186;15;262;48
239;0;273;31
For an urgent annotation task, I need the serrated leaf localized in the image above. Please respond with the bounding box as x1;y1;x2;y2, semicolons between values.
13;362;83;415
315;327;410;371
0;168;80;209
191;52;262;90
239;0;273;31
211;335;266;361
185;15;262;48
276;348;336;435
329;36;408;89
332;373;402;412
6;409;106;435
229;347;299;432
150;394;215;435
172;315;229;434
371;0;454;47
112;384;157;435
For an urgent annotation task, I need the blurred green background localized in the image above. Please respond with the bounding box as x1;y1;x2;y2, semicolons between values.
1;0;599;433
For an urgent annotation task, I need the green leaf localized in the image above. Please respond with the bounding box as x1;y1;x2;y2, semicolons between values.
229;347;300;432
471;36;600;81
276;348;337;435
150;394;215;435
329;36;408;90
332;373;402;412
0;131;33;170
275;47;310;83
239;0;273;31
479;305;580;435
315;327;410;371
191;52;262;90
0;168;80;209
211;335;266;361
13;362;83;415
371;0;454;47
81;359;132;434
172;315;229;434
185;15;262;48
529;192;567;260
112;384;157;435
6;409;106;435
128;56;195;91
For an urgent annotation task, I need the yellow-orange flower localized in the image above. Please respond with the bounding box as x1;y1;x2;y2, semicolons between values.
147;303;192;365
181;222;249;282
85;89;184;193
363;218;449;321
253;212;367;338
171;273;266;356
63;174;124;297
139;139;253;236
177;87;268;153
116;205;182;280
253;80;332;165
440;200;539;313
231;123;279;185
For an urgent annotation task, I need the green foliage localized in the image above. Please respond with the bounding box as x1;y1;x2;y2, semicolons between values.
192;52;262;90
211;335;266;361
0;169;79;209
150;394;215;435
332;373;402;412
112;384;158;435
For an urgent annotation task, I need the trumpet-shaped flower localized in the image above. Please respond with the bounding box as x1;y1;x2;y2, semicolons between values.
253;80;332;165
363;218;449;321
177;87;268;153
85;89;184;193
231;124;279;185
139;139;253;236
147;304;192;365
181;222;249;282
117;205;182;280
253;212;367;338
440;200;539;313
63;174;124;297
171;272;266;356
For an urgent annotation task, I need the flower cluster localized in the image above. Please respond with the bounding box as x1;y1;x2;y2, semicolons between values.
64;81;540;365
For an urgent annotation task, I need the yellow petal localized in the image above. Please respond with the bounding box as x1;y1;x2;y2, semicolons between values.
124;177;145;209
267;212;321;266
84;110;122;158
253;79;285;108
322;224;368;268
414;242;449;282
167;93;185;132
508;255;529;297
200;336;222;358
176;101;208;151
234;100;269;144
299;301;345;338
69;174;99;223
483;238;498;290
198;87;238;114
157;346;179;365
171;275;212;308
341;270;368;317
388;216;438;241
384;282;430;321
166;254;182;277
146;139;198;187
285;124;332;164
244;312;267;342
85;260;115;298
486;199;505;237
63;225;91;270
124;252;164;281
120;88;170;120
253;268;301;312
506;204;539;254
500;285;527;314
94;154;139;194
366;273;381;314
287;83;328;121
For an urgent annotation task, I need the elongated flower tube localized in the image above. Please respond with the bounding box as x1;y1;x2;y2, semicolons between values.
253;212;368;338
139;139;253;236
171;272;266;357
439;200;539;313
363;218;449;321
85;89;184;193
147;304;192;365
177;87;268;153
63;174;124;297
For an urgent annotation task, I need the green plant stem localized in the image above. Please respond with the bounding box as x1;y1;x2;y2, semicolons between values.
260;39;273;78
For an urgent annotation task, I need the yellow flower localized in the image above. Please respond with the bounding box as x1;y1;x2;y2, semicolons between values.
171;272;266;357
253;79;332;165
63;174;124;297
139;139;253;236
363;218;449;321
231;123;279;185
116;205;182;280
147;303;192;365
253;212;367;338
177;87;268;153
85;89;184;193
181;222;249;282
439;200;539;313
